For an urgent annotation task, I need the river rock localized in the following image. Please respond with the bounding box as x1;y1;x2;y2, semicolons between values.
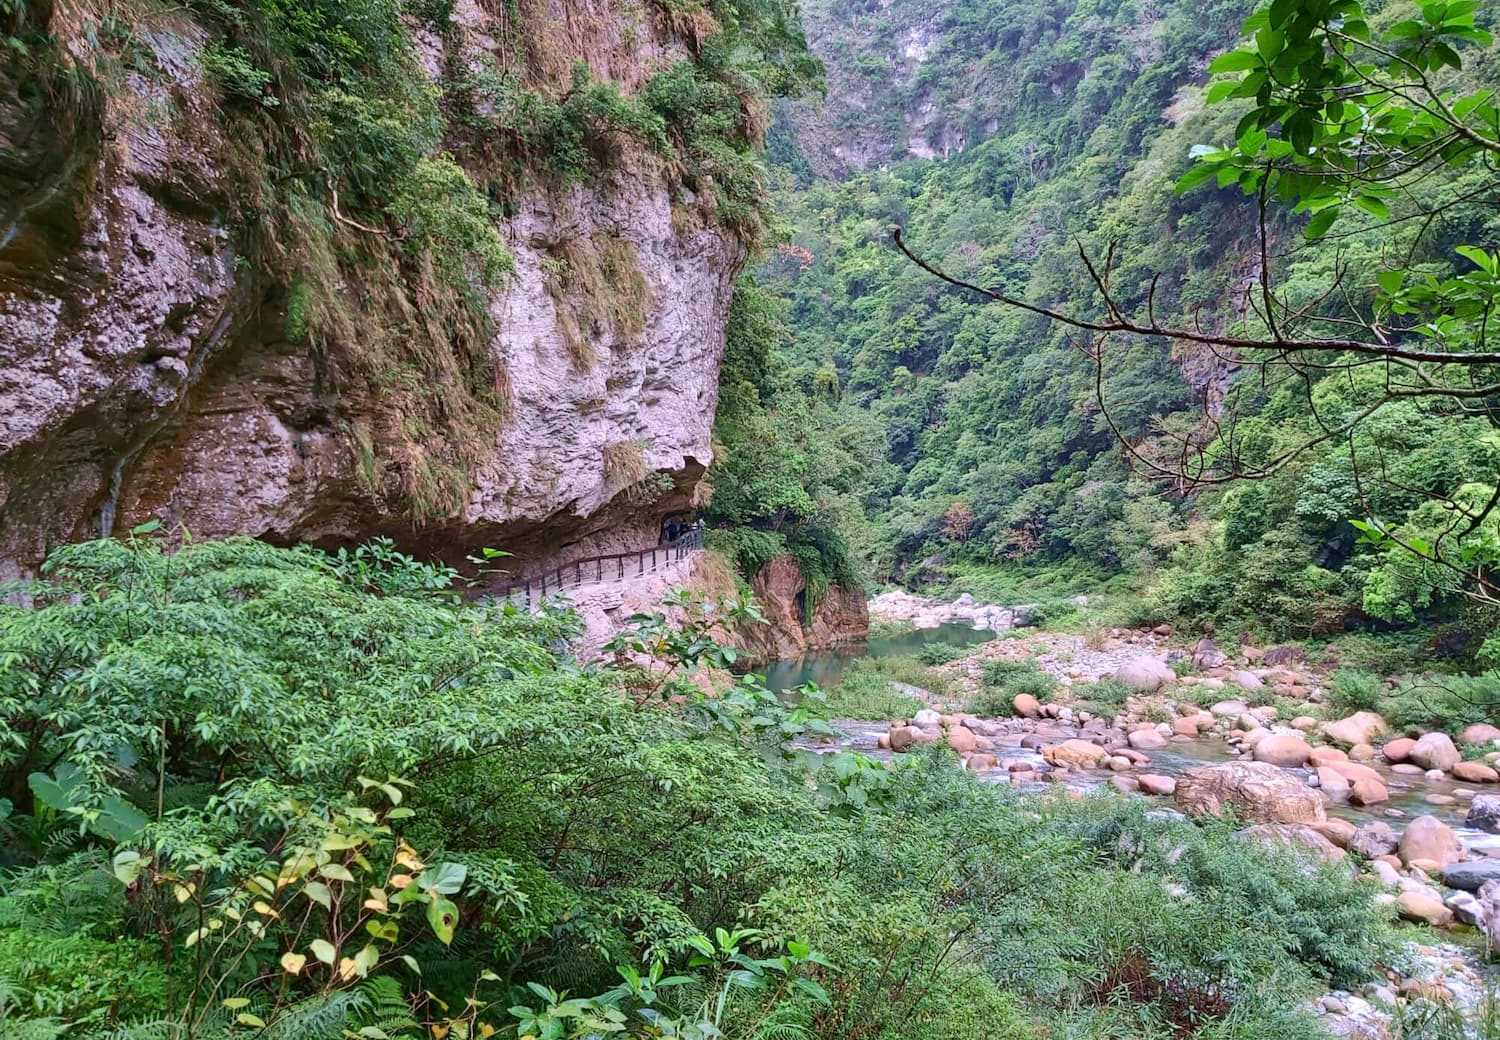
1175;761;1326;824
947;726;978;755
1254;733;1313;768
1114;657;1175;692
1349;821;1398;859
1453;761;1499;783
1013;693;1041;718
1308;746;1348;767
1317;766;1351;804
1043;739;1110;770
1398;815;1462;868
912;709;942;728
1229;670;1264;692
1210;699;1247;716
1382;737;1416;763
1440;860;1500;892
1127;729;1167;750
1466;795;1500;833
1138;774;1176;796
1240;823;1345;863
1397;888;1454;927
1371;859;1402;886
1410;733;1462;772
1322;711;1389;747
1460;723;1500;747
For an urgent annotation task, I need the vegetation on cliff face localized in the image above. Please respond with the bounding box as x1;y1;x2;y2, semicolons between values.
4;0;817;526
750;0;1500;659
0;533;1398;1038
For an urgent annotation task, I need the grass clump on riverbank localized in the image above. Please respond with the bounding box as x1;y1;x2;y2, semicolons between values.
964;659;1056;716
821;656;958;718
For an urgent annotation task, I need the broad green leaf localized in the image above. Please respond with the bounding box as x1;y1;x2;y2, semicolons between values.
427;896;458;944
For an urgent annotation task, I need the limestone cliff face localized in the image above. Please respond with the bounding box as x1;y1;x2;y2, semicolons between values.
743;554;867;660
0;0;740;578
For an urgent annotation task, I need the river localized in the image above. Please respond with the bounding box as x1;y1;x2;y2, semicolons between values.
759;621;1500;851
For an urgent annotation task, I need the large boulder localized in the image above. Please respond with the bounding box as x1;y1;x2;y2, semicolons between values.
1253;733;1313;768
1460;723;1500;747
1440;860;1500;892
1381;737;1416;763
1240;823;1345;863
1043;739;1110;770
1321;711;1389;747
1397;815;1462;868
1348;821;1398;859
1012;693;1041;718
1467;795;1500;833
1410;732;1462;772
1114;657;1176;692
1453;761;1500;784
1174;761;1326;824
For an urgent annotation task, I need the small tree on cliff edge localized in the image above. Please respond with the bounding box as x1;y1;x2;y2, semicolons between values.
898;0;1500;611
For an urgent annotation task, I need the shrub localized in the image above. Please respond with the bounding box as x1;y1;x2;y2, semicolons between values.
1327;669;1383;714
1386;672;1500;734
1073;677;1133;717
967;659;1056;716
916;642;966;665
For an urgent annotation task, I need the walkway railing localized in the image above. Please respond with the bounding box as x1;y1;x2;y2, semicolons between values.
494;523;704;609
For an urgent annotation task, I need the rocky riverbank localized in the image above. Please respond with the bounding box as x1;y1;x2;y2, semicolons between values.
805;598;1500;1031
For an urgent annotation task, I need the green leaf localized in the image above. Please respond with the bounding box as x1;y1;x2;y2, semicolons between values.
310;939;336;965
423;862;467;896
1208;49;1260;73
1456;245;1496;274
1305;207;1339;239
303;881;332;910
426;896;458;945
112;849;148;886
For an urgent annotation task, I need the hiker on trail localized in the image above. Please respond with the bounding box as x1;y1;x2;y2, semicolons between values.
664;519;680;544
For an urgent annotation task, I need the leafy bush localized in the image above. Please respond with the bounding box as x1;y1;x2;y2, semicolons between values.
915;642;966;665
1073;678;1134;717
1327;669;1383;715
965;659;1056;716
1385;673;1500;735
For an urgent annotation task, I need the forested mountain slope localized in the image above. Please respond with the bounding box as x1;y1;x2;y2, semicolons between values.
732;0;1500;651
